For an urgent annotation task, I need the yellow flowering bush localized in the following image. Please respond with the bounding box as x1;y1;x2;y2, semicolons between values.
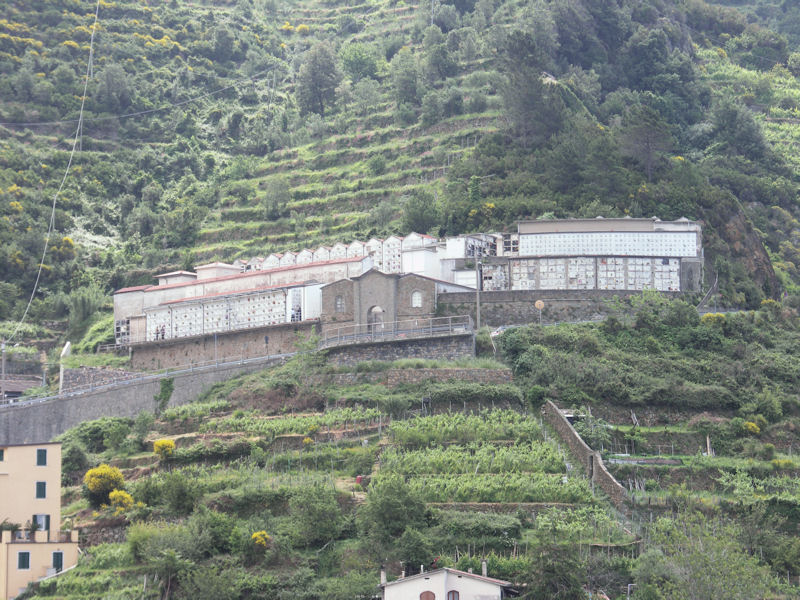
296;24;310;35
83;464;124;507
153;439;175;459
700;313;726;327
743;421;761;435
302;436;313;446
251;530;271;547
109;489;134;515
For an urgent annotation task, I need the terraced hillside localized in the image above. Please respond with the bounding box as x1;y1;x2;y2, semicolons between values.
31;356;640;599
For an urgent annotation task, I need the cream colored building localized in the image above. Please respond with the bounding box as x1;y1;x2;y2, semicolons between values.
0;443;79;600
381;567;517;600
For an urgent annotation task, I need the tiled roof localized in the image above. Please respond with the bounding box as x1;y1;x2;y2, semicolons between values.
382;568;511;588
155;270;196;278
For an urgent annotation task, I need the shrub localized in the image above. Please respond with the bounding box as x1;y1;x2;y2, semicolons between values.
59;417;133;453
251;530;271;548
62;443;89;485
153;439;176;460
109;489;134;515
162;472;201;515
366;154;387;175
743;421;761;436
288;485;343;547
187;508;234;556
394;102;417;126
83;464;125;508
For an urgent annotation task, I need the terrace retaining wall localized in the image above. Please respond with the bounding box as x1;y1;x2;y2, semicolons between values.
324;333;475;366
542;400;629;513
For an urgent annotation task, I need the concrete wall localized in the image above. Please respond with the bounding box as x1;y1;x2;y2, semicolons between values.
438;289;682;328
325;334;475;366
130;321;315;371
0;356;286;445
541;400;628;512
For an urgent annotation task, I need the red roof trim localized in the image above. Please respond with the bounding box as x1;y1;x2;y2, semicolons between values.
113;285;152;295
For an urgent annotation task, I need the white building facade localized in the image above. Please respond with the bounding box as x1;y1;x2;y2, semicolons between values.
381;568;515;600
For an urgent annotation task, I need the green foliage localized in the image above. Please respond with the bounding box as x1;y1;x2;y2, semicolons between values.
427;381;523;408
154;378;174;416
401;191;440;233
522;544;587;600
58;416;133;453
297;42;341;116
358;472;427;541
61;443;89;486
339;42;379;82
389;410;541;447
73;312;115;353
288;484;343;547
381;442;564;475
634;512;779;600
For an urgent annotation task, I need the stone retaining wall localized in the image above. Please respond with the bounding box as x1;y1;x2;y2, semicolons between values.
324;333;475;366
61;367;139;392
78;519;129;547
541;400;628;512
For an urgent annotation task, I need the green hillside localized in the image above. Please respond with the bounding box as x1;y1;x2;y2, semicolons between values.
22;300;800;599
3;0;800;343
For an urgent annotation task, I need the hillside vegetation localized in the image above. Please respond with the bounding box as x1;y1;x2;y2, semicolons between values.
3;0;800;343
22;299;800;599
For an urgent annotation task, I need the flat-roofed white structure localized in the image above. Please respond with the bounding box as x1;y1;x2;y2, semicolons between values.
517;217;701;257
510;217;702;292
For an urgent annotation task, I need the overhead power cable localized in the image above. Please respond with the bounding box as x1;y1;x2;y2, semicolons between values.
7;0;101;343
0;68;276;128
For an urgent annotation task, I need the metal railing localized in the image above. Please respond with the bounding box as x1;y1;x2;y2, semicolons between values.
320;315;473;348
0;352;294;408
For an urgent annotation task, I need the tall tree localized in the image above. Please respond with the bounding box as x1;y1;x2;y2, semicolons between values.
619;105;672;182
500;29;566;145
296;42;341;116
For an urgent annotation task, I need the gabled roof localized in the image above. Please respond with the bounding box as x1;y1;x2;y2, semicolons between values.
382;568;512;588
155;270;196;278
114;256;367;295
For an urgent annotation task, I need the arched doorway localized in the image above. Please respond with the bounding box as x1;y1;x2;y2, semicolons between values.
367;306;385;335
